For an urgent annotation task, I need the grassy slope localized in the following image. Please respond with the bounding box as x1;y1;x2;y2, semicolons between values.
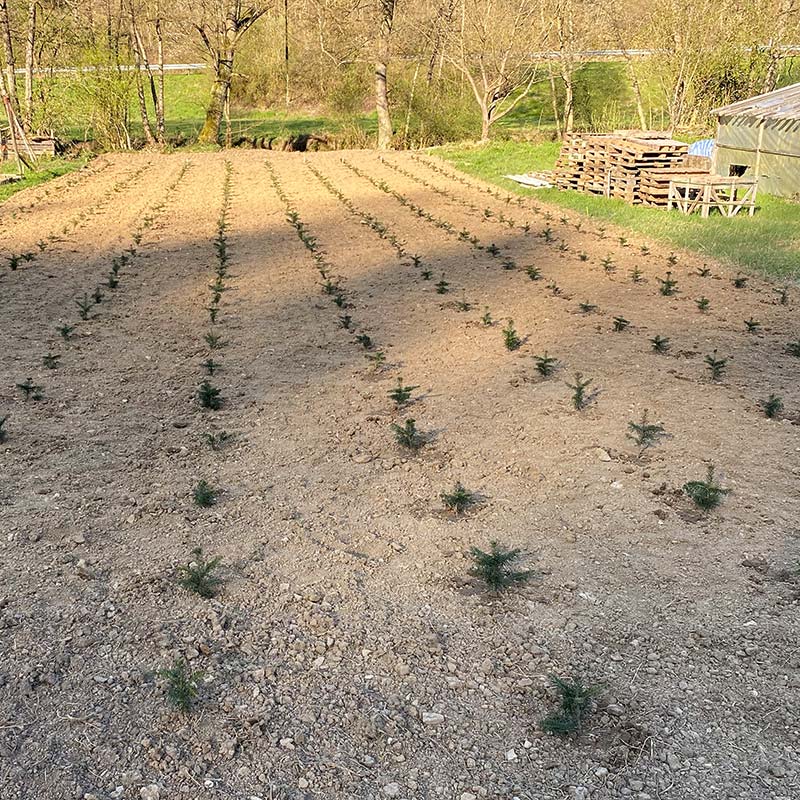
0;157;89;203
436;141;800;280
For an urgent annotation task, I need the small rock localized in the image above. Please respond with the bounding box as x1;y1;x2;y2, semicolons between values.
139;786;160;800
383;783;401;797
422;712;444;726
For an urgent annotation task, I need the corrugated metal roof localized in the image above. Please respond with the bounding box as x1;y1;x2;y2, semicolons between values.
711;83;800;120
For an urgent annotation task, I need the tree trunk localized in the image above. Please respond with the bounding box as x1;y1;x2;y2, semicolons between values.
561;69;574;135
128;1;156;146
23;0;36;131
479;106;490;142
154;11;165;141
375;0;396;150
199;57;233;144
548;70;562;139
0;0;18;118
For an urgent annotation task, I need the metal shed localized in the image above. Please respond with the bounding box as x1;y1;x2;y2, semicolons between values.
711;83;800;198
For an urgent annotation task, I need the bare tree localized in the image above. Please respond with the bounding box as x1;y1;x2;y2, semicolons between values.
190;1;270;144
444;0;546;142
374;0;396;148
0;0;19;118
127;0;166;144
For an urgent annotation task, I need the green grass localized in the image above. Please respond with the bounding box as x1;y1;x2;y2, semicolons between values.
0;156;90;203
436;141;800;280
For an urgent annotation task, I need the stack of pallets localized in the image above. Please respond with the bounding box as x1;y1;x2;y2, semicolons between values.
553;132;695;205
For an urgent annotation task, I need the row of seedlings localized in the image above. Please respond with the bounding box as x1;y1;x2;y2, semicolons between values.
4;161;154;274
305;161;437;299
159;161;239;712
6;161;192;440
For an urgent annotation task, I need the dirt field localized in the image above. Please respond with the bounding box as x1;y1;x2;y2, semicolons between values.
1;150;798;800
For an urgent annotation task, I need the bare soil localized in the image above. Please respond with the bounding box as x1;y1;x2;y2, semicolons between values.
1;150;798;800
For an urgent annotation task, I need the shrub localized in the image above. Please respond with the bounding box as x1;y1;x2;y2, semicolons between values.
75;294;94;320
612;316;630;332
177;547;223;598
525;266;542;281
600;255;615;273
158;659;202;712
388;378;419;406
391;418;425;450
534;352;558;377
197;381;222;410
704;350;728;381
658;272;678;296
627;410;666;453
651;335;671;353
58;324;75;340
201;358;219;376
696;297;710;311
629;267;643;283
541;675;599;736
684;465;729;511
16;378;43;400
193;480;217;507
441;482;476;514
468;541;531;591
503;319;521;351
760;394;783;419
567;373;593;410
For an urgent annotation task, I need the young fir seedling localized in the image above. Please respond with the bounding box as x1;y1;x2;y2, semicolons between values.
481;308;493;326
455;295;472;312
502;257;516;270
42;353;60;369
760;394;783;419
58;323;76;340
618;236;628;247
204;331;225;349
651;334;671;353
534;352;559;377
776;286;790;305
578;251;589;262
578;301;597;313
197;381;222;410
339;314;353;329
107;272;119;289
666;252;678;267
355;333;373;349
75;294;94;320
435;276;450;294
627;410;666;453
786;340;800;357
567;373;593;410
640;245;650;255
659;272;678;296
367;350;387;368
8;254;21;271
391;418;425;450
193;479;217;507
16;378;43;400
541;227;554;243
697;265;711;277
92;287;104;304
696;296;710;311
629;267;644;283
441;482;476;514
207;306;219;323
204;430;232;451
705;350;728;381
388;378;419;406
502;319;522;351
600;255;615;273
732;274;748;288
158;659;202;712
421;269;433;280
468;541;531;592
612;316;630;332
744;317;761;333
0;415;7;443
683;464;729;511
332;292;347;308
411;254;422;267
540;675;599;736
525;265;542;281
178;547;223;597
487;243;501;255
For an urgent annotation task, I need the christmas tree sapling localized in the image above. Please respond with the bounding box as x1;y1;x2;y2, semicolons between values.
468;541;531;591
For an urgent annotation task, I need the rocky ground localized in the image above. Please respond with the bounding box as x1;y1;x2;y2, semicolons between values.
0;150;798;800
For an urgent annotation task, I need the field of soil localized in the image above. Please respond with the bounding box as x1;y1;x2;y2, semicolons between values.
1;150;798;800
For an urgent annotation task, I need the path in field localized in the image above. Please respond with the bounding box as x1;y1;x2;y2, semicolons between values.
0;150;798;800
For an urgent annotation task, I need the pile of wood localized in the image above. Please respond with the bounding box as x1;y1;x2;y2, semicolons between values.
553;131;707;206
